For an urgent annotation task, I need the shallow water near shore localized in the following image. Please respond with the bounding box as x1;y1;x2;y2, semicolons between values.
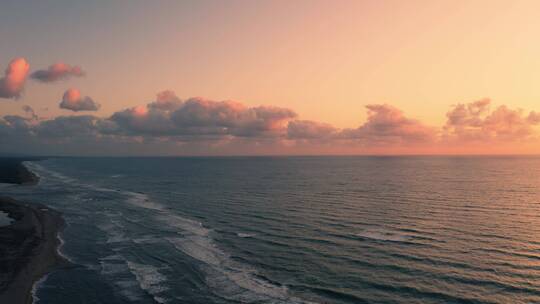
1;156;540;303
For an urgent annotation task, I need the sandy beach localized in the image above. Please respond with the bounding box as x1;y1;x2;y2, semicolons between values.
0;159;68;304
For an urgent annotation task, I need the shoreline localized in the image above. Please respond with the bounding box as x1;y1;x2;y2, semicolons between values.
0;158;70;304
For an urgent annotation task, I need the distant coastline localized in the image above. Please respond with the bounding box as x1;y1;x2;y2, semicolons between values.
0;158;69;304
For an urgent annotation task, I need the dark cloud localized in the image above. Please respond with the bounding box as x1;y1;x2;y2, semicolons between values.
0;58;30;99
1;115;31;132
59;88;100;112
36;115;103;138
31;63;85;83
0;115;34;150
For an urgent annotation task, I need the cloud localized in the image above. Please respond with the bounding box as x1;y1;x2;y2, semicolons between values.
0;58;30;99
0;115;34;148
36;115;103;138
287;120;338;140
59;88;100;112
0;115;31;132
2;91;540;155
31;63;85;82
444;99;540;142
22;105;38;120
110;105;177;136
148;90;183;111
171;98;296;137
328;104;436;146
110;91;297;138
528;111;540;124
445;98;490;129
287;104;436;147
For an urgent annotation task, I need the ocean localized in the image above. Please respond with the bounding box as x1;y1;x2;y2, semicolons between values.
1;156;539;303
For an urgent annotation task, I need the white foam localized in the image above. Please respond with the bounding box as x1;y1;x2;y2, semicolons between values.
25;162;313;303
23;163;172;302
125;192;308;303
237;233;256;238
100;260;129;275
166;235;308;303
166;236;224;266
96;225;127;244
22;161;41;178
126;261;170;303
96;211;131;245
115;280;144;301
157;213;210;237
106;231;129;244
31;274;49;304
133;236;163;244
56;233;74;263
99;253;171;303
25;162;78;185
127;192;167;211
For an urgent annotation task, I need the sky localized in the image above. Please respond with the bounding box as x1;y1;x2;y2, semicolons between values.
1;0;540;155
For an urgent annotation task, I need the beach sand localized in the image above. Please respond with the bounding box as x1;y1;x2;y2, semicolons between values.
0;159;69;304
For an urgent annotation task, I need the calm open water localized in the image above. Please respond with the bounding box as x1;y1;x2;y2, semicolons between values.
1;156;540;304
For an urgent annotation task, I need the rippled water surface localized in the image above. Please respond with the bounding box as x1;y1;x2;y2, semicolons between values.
1;156;540;303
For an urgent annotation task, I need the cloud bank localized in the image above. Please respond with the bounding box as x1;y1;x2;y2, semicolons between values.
1;90;540;155
109;92;297;138
31;63;85;83
59;88;100;112
0;58;30;99
444;99;540;142
287;104;436;147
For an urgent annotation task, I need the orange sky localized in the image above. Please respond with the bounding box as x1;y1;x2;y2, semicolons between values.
1;0;540;155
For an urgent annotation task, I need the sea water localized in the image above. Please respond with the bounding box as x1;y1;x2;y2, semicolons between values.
0;210;13;227
1;156;539;303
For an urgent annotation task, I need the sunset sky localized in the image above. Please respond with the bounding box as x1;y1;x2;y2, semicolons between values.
2;0;540;155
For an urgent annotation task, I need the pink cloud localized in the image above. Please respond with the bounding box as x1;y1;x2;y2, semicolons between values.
341;104;437;145
528;111;540;124
0;58;30;99
287;120;338;140
148;90;183;111
3;90;540;155
286;104;436;147
110;91;297;138
31;63;85;83
444;99;540;142
59;88;100;112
